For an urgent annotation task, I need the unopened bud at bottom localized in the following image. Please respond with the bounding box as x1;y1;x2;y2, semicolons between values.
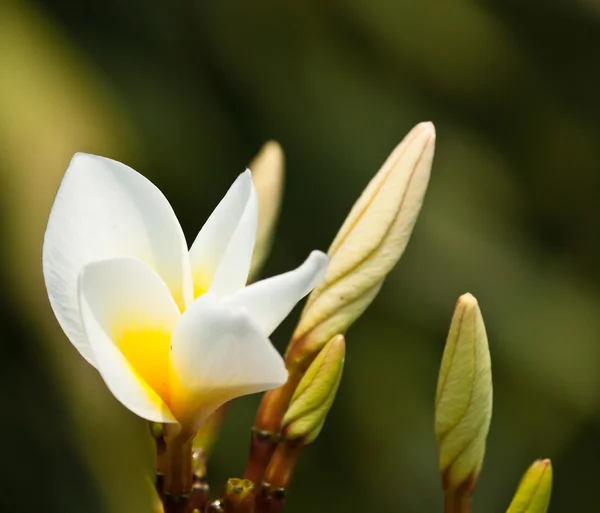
507;459;553;513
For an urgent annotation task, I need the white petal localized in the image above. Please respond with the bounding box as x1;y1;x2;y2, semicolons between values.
210;184;258;297
188;170;256;298
78;256;180;423
170;293;287;426
223;251;328;337
43;153;192;365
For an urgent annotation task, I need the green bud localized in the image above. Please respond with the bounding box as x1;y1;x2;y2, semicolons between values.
223;478;255;513
436;293;492;497
506;459;553;513
288;123;435;364
282;334;345;444
249;140;284;281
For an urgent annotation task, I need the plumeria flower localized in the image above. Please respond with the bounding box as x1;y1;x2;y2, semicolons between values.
43;154;328;434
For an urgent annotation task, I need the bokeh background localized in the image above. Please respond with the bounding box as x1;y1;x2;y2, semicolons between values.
1;0;599;511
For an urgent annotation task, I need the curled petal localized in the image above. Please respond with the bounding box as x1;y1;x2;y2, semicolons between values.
224;251;328;337
78;256;180;423
43;153;192;364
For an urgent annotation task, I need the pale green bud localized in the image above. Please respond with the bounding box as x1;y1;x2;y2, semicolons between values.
436;293;492;495
282;334;345;444
249;140;285;281
506;460;553;513
289;123;435;363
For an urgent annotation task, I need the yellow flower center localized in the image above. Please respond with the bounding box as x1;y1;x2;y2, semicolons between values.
116;326;172;406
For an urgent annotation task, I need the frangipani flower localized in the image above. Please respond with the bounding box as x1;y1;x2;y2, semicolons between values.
43;154;328;433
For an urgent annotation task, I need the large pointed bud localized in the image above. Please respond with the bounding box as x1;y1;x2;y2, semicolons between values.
288;123;435;367
435;293;492;512
506;459;553;513
249;140;285;281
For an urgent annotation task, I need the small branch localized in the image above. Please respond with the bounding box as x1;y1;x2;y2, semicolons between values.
255;484;286;513
244;428;280;486
443;491;471;513
263;439;304;490
255;439;304;513
244;368;303;483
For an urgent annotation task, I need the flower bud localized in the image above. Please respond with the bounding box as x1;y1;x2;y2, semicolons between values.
435;293;492;497
288;123;435;364
282;334;345;444
249;140;285;280
507;460;553;513
223;478;255;513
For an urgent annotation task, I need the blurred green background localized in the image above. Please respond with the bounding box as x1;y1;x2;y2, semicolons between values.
1;0;599;511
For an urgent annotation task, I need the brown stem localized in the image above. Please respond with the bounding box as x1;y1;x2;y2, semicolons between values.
244;428;280;485
244;367;303;483
164;436;193;497
443;492;471;513
254;439;304;513
263;439;304;490
255;484;286;513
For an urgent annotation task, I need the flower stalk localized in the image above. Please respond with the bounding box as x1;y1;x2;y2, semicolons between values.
255;440;303;513
443;485;473;513
244;366;307;484
164;436;194;498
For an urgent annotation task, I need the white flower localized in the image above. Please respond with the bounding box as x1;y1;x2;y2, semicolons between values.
43;154;328;433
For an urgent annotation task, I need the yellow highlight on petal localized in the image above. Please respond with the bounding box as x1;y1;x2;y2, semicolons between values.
115;325;172;406
193;268;212;299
